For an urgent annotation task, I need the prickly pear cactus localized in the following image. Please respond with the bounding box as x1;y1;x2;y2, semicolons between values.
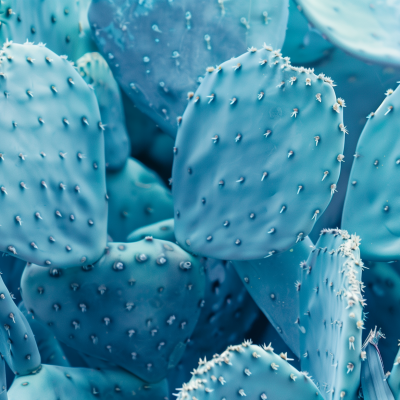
299;229;364;400
172;46;344;260
88;0;289;138
0;42;107;267
0;275;40;376
20;239;206;383
388;346;400;399
0;0;95;62
176;341;321;399
77;52;131;171
19;302;70;368
342;84;400;262
8;364;169;400
233;236;313;357
294;0;400;66
106;158;173;242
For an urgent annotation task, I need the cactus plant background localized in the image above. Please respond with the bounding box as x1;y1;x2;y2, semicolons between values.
0;0;399;399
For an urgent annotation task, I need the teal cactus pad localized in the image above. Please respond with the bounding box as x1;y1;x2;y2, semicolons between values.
0;356;5;400
342;84;400;262
176;341;321;399
0;275;40;376
363;261;400;368
282;0;333;64
19;302;70;368
172;47;344;260
299;229;364;400
106;157;173;242
294;0;400;67
0;42;107;267
127;219;175;243
305;49;400;240
88;0;289;138
20;240;206;383
8;363;169;400
0;0;94;62
233;236;313;357
77;52;131;171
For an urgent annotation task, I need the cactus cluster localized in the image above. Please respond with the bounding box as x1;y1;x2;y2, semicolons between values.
0;1;399;399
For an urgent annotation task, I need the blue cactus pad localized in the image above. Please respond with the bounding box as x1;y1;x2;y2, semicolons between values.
342;84;400;262
176;341;321;399
88;0;289;138
19;302;70;368
0;275;40;376
77;52;131;171
0;0;94;61
172;47;344;260
299;229;365;400
20;239;206;383
233;236;313;357
0;42;107;267
0;252;26;305
106;157;173;242
294;0;400;67
8;363;169;400
282;0;333;65
127;219;176;243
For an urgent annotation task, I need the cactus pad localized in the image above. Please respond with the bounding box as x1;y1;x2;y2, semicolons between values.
0;42;107;267
88;0;289;138
20;239;206;383
342;84;400;262
172;47;344;260
299;229;364;400
176;341;321;399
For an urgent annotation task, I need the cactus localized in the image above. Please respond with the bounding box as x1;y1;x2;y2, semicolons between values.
299;229;364;400
127;219;176;243
19;302;70;368
172;46;344;261
0;0;95;62
342;84;400;262
0;42;108;268
0;275;40;376
293;0;400;67
8;363;169;400
233;236;314;357
77;52;131;171
88;0;289;138
20;239;206;383
361;328;394;400
106;157;173;242
125;219;260;392
175;341;321;399
282;0;333;64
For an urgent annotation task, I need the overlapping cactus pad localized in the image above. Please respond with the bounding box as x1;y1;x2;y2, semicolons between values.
299;229;365;400
88;0;289;138
173;46;345;260
176;341;321;399
0;42;108;267
342;84;400;262
20;239;206;383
